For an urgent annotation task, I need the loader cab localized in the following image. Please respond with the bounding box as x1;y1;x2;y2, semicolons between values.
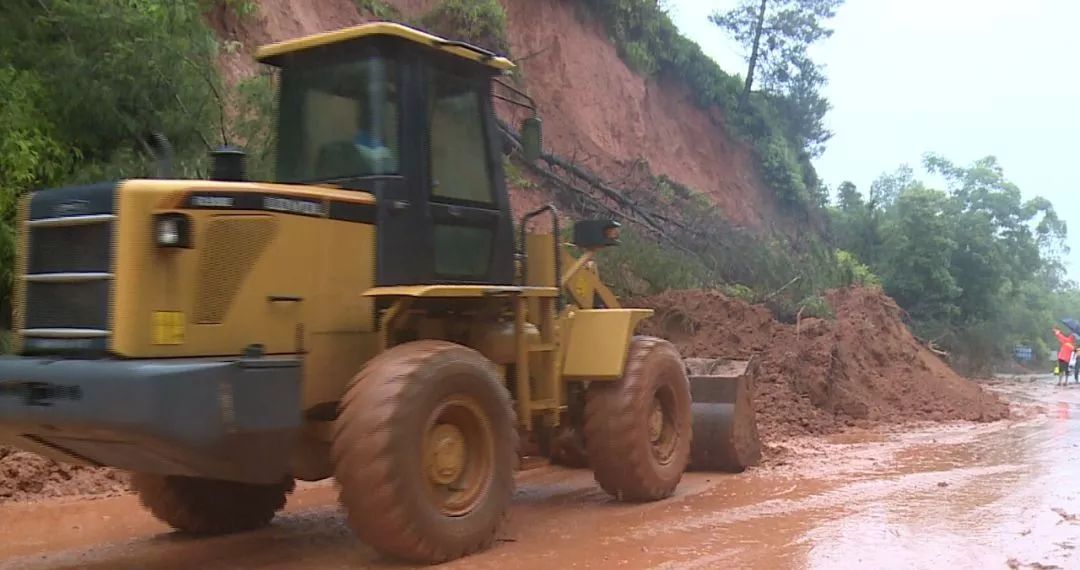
257;23;519;286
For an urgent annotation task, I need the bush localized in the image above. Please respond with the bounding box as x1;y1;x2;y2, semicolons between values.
799;295;834;319
834;249;880;288
228;71;277;181
622;40;659;75
215;0;258;18
720;283;756;303
0;0;223;316
353;0;401;20
759;134;809;207
418;0;510;55
595;227;711;296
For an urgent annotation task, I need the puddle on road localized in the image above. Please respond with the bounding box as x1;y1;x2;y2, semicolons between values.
653;376;1080;570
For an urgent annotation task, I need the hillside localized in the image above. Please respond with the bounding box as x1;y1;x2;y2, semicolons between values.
208;0;782;230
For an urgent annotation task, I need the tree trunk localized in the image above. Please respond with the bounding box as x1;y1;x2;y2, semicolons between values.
741;0;769;102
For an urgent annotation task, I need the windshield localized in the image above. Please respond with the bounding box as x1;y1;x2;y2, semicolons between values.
276;55;399;183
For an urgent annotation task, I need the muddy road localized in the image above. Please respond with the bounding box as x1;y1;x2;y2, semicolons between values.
1;376;1077;570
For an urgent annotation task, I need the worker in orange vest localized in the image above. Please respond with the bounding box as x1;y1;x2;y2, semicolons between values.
1054;328;1077;385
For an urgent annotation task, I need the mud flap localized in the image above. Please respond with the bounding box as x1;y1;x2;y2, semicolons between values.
686;357;762;472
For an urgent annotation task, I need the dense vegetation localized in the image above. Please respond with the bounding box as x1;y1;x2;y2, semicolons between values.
829;156;1073;371
0;0;228;320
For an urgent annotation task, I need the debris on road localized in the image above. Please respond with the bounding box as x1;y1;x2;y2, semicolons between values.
633;286;1009;443
0;447;128;502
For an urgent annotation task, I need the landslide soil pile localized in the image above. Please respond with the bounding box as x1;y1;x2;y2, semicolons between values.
0;446;128;503
631;286;1009;443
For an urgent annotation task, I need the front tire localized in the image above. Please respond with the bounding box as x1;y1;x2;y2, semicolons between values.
131;474;293;534
584;336;692;501
332;340;517;564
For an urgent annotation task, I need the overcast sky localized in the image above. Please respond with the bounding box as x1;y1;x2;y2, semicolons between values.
669;0;1080;277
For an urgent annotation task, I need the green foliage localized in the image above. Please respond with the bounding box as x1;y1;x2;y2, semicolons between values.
229;71;277;180
758;133;809;206
503;157;539;191
1;1;220;163
596;227;710;296
799;295;833;319
720;283;757;303
880;185;961;321
712;0;841;157
418;0;510;55
0;67;72;199
353;0;402;20
0;0;227;317
589;171;857;321
834;249;879;287
212;0;258;18
621;40;659;75
577;0;821;210
828;155;1071;367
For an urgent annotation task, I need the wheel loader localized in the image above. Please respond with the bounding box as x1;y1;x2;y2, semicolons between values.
0;23;759;563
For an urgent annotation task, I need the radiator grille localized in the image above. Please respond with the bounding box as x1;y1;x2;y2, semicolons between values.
20;182;116;355
24;280;110;330
11;196;29;353
195;216;277;324
28;223;112;274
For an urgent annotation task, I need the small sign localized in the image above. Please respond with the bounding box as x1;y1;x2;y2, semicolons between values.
1013;345;1033;362
152;311;186;345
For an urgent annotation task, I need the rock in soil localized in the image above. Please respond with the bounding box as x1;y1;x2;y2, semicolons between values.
1;446;129;503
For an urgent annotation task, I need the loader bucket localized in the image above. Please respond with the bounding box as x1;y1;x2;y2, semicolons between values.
685;357;762;472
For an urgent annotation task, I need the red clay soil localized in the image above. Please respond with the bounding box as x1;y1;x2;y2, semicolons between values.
0;446;128;503
632;286;1009;444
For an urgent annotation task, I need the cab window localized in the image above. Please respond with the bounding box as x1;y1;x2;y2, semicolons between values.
428;68;494;204
277;56;399;183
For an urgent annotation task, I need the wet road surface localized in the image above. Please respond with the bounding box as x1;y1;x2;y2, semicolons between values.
2;376;1079;570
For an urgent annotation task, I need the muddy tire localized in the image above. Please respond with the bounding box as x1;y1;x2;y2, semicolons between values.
131;474;293;534
332;340;517;564
584;336;692;501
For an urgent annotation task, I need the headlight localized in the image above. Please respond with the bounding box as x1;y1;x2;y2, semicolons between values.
154;213;192;248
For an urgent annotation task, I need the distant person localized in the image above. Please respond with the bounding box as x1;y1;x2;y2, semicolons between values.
1053;328;1077;386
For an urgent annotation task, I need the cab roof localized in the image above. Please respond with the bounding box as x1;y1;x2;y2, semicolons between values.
254;22;515;72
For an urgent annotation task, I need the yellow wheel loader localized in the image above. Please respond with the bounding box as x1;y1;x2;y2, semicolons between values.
0;23;759;564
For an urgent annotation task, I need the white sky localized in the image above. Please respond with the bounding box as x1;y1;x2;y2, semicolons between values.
669;0;1080;277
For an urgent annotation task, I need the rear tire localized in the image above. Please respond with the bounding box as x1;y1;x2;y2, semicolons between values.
584;336;692;501
131;474;292;534
332;340;517;564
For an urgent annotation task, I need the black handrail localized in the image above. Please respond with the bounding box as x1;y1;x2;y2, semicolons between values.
518;204;562;310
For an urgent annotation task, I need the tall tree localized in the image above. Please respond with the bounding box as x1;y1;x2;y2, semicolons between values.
829;154;1071;369
711;0;843;100
712;0;841;155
